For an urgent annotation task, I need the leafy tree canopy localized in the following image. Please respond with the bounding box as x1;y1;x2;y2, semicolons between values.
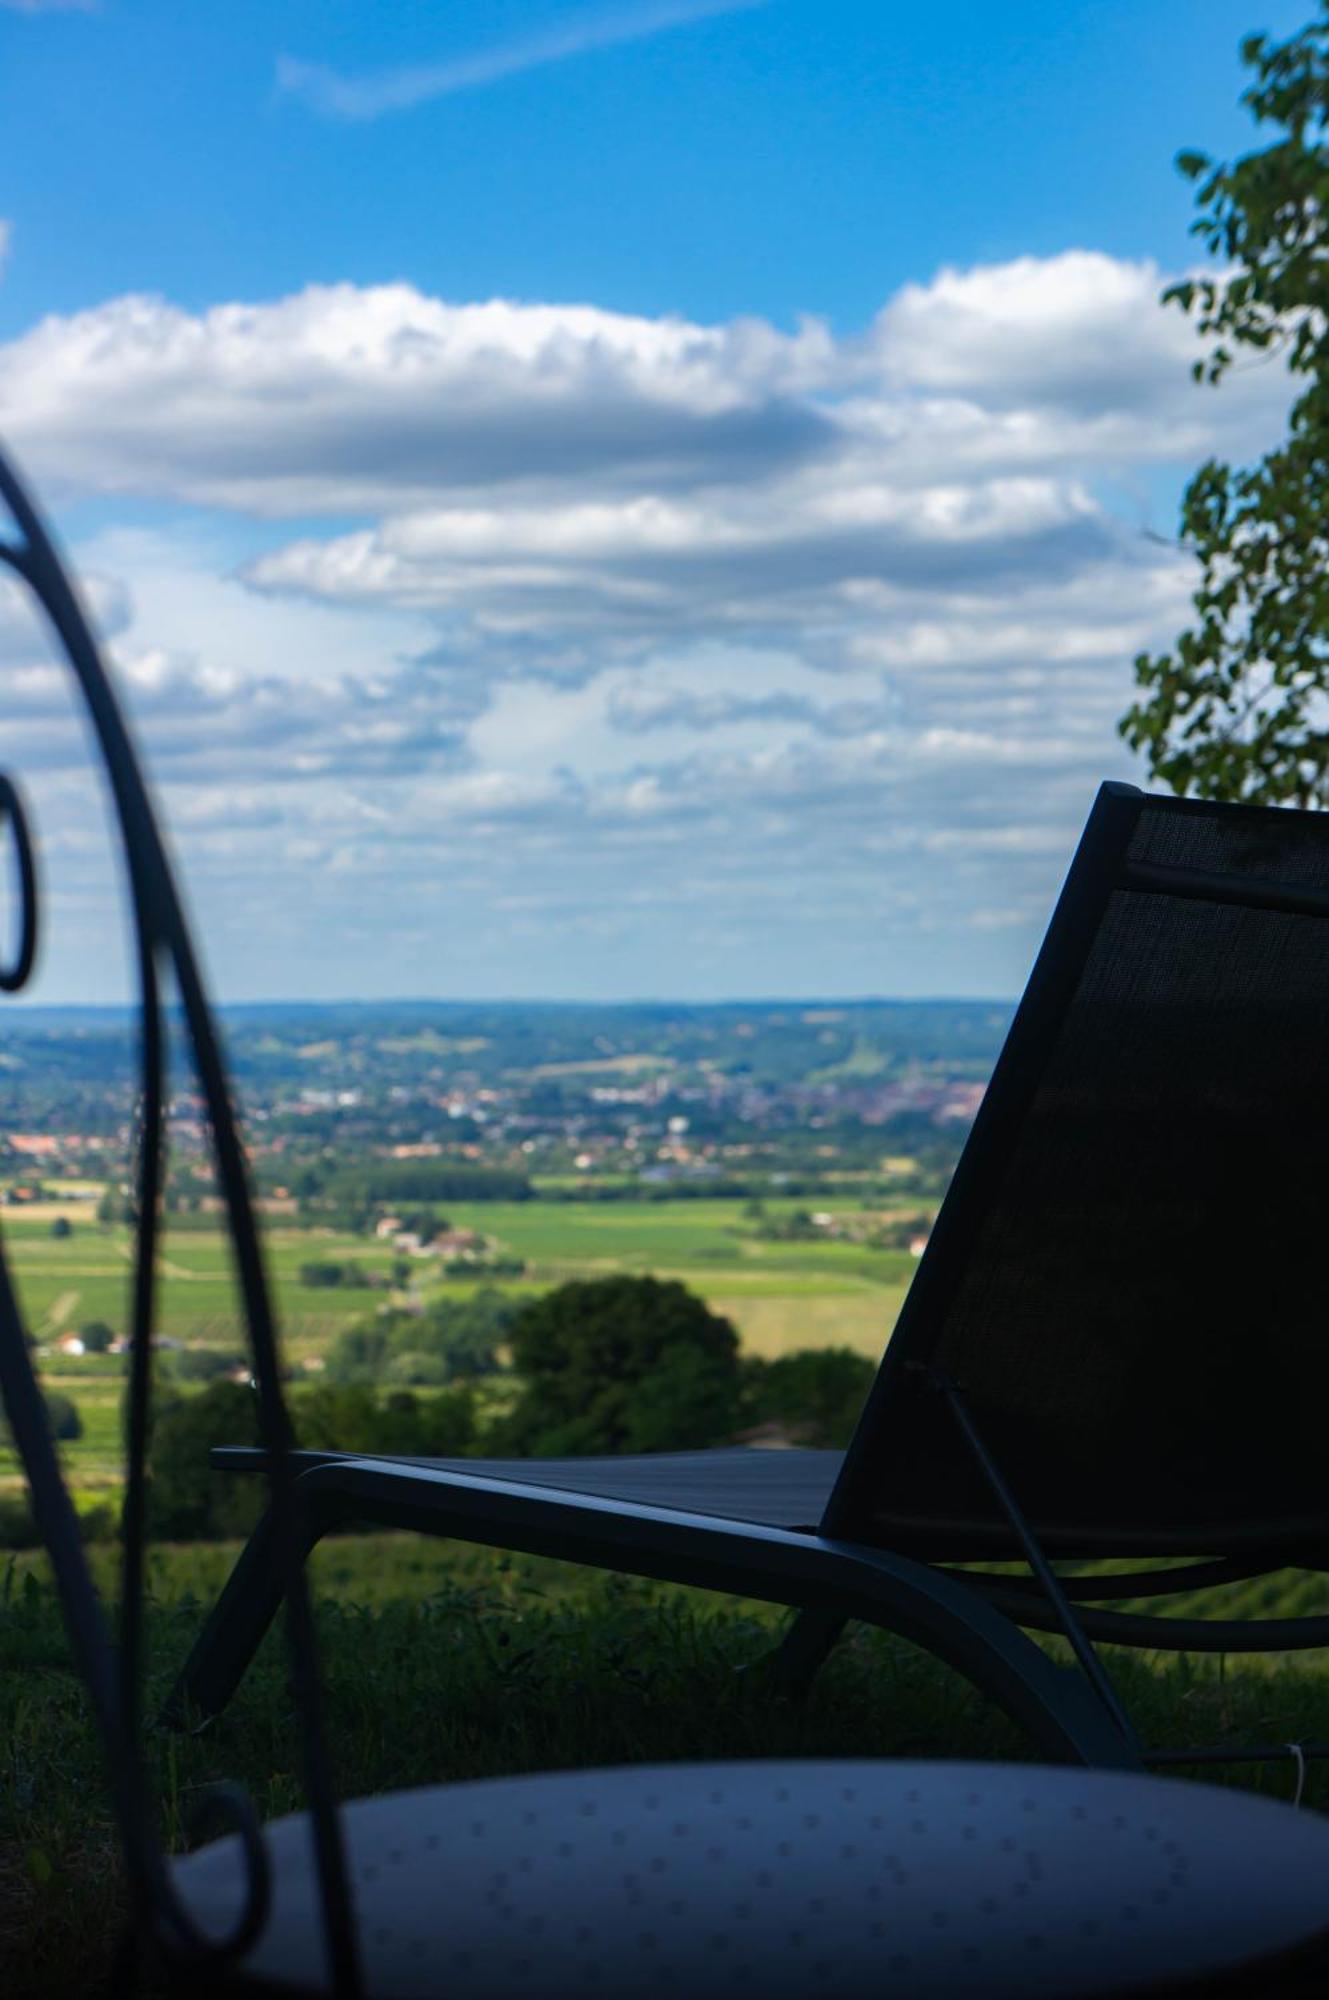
494;1275;741;1457
146;1383;264;1542
1122;9;1329;804
293;1382;474;1460
326;1286;516;1386
741;1347;875;1449
146;1378;476;1538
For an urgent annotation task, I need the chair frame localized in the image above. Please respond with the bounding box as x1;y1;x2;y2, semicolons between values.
0;445;365;1996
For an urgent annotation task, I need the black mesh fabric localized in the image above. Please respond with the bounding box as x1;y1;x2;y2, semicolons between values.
857;796;1329;1559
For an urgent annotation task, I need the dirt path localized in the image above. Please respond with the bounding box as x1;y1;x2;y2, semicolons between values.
40;1289;80;1333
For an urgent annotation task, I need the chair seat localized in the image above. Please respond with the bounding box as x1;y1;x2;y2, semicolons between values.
171;1760;1329;1997
222;1445;844;1531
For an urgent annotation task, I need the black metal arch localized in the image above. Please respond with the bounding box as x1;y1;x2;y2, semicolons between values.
0;444;360;1995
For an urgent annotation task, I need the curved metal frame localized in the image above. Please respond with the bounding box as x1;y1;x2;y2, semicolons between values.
0;446;361;1995
956;1576;1329;1653
162;1455;1140;1769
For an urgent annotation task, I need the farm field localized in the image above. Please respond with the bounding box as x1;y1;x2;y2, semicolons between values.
0;1191;918;1491
1;1193;916;1344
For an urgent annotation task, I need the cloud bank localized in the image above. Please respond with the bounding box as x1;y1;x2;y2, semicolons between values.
0;251;1293;1000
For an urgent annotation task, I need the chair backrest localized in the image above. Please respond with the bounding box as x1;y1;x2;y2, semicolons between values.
0;445;362;1994
828;781;1329;1561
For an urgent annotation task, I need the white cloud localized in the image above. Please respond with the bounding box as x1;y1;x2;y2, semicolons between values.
871;253;1199;412
0;252;1285;522
0;286;836;514
0;248;1291;998
277;0;765;121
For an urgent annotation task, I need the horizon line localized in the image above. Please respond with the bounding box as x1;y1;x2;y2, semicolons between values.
0;992;1017;1013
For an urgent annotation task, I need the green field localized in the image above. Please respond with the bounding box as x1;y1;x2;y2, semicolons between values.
0;1193;917;1491
2;1193;914;1353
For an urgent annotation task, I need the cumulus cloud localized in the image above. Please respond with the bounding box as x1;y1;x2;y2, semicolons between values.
0;257;1285;521
278;0;764;121
0;286;835;514
871;253;1204;415
0;248;1291;997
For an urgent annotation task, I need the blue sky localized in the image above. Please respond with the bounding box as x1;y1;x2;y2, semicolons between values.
0;0;1312;1003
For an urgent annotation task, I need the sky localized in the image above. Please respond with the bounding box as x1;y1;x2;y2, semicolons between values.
0;0;1314;1005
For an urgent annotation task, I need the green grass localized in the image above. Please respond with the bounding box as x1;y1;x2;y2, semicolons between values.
3;1536;1329;1997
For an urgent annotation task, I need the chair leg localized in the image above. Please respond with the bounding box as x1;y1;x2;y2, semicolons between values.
162;1505;297;1727
763;1609;847;1697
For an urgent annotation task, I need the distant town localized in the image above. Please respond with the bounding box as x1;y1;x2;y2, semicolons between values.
0;997;1004;1215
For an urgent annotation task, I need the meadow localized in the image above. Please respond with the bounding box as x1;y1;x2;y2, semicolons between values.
0;1190;916;1495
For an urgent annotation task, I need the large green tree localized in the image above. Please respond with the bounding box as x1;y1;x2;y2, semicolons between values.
493;1275;741;1456
1121;9;1329;805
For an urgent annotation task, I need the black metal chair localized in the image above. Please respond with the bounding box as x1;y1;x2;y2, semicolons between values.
7;440;1329;1997
175;778;1329;1778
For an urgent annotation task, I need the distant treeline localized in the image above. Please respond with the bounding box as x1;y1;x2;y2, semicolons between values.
537;1176;862;1203
299;1161;533;1206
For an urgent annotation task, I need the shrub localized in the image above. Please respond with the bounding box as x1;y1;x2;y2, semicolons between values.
1;1390;84;1453
77;1502;117;1543
42;1392;82;1442
299;1259;348;1288
170;1346;246;1383
145;1377;477;1539
325;1321;392;1382
292;1382;475;1459
327;1288;515;1386
147;1383;263;1541
741;1347;875;1448
384;1349;444;1386
298;1258;371;1290
0;1496;39;1548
